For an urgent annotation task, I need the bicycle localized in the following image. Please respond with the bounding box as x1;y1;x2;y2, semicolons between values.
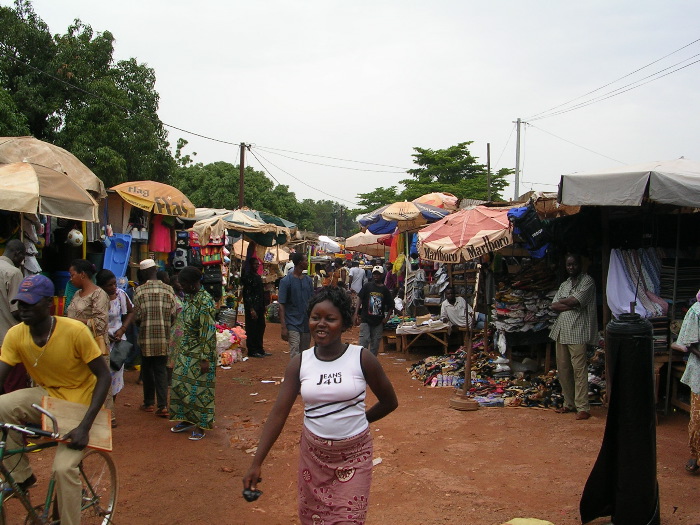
0;403;118;524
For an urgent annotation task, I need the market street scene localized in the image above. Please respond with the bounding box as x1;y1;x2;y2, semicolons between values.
1;2;700;525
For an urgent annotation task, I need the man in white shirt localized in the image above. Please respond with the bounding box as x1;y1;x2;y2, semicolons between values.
440;287;484;329
348;261;367;295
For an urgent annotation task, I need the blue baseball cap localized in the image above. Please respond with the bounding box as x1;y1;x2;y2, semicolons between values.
11;274;55;305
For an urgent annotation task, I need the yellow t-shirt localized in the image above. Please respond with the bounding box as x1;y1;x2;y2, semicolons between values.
1;317;101;406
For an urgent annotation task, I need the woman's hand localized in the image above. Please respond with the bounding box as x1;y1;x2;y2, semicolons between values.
242;466;262;490
250;310;258;320
200;360;210;374
111;327;125;342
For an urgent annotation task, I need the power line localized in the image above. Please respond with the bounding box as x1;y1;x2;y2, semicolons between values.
526;37;700;121
0;43;405;179
246;147;281;185
493;123;516;172
528;53;700;122
253;146;407;173
530;56;700;121
254;145;412;170
249;149;359;206
528;123;627;164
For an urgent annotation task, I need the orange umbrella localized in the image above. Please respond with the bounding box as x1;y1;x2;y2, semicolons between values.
111;181;195;218
413;192;459;210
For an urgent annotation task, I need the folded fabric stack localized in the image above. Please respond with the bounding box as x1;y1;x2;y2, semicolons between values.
493;262;558;333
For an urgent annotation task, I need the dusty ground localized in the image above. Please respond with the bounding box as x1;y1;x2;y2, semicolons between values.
4;322;699;525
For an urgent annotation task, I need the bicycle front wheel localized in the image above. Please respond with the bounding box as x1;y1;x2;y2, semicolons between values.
79;449;118;525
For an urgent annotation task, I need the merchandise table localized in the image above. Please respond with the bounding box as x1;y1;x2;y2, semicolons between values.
395;321;450;354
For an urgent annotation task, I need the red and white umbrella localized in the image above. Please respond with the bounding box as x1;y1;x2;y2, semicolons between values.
344;231;390;257
417;206;513;263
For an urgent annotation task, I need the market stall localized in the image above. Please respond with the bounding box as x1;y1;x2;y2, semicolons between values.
559;158;700;414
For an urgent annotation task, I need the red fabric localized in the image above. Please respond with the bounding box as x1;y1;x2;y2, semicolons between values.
389;233;400;262
149;215;173;252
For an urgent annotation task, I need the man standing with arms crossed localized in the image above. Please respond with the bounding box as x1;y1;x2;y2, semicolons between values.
0;275;110;525
278;252;314;357
0;239;28;393
550;253;598;420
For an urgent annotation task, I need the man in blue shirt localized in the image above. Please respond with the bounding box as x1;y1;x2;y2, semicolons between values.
278;253;314;357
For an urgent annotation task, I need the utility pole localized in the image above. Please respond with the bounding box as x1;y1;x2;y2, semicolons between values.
486;143;491;202
514;118;521;201
238;143;246;208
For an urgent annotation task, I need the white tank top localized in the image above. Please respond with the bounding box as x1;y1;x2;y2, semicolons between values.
299;344;368;440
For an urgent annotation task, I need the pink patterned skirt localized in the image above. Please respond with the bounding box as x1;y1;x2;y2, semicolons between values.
298;425;373;525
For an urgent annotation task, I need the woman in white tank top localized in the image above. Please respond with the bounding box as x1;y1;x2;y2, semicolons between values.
243;286;398;524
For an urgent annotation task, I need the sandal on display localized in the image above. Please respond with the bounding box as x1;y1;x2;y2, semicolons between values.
189;429;206;441
171;422;195;433
685;458;700;473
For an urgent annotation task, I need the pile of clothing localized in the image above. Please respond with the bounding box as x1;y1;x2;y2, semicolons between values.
493;262;558;333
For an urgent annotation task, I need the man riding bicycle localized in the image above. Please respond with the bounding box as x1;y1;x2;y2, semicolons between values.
0;275;110;525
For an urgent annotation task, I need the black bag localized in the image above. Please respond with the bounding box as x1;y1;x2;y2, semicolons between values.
110;339;132;371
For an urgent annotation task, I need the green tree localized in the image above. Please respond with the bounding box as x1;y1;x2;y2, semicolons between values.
0;87;30;135
401;142;509;201
355;186;400;214
0;1;175;187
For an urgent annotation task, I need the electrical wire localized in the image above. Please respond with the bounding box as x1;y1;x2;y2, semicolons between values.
528;54;700;122
254;145;411;170
493;123;517;173
253;146;407;173
246;147;281;185
526;38;700;121
249;149;359;206
0;43;405;179
528;123;627;164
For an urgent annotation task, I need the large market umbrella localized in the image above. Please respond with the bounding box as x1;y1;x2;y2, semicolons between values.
238;208;297;246
413;192;459;211
417;206;513;263
110;181;195;218
191;208;296;247
0;136;107;198
0;162;98;221
231;238;290;264
558;158;700;207
318;235;341;253
344;231;390;257
358;201;450;234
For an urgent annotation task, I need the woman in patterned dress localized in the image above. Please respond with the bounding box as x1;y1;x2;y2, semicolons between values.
243;286;398;524
168;266;217;441
673;290;700;474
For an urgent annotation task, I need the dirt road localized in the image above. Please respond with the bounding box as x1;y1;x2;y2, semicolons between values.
5;322;698;524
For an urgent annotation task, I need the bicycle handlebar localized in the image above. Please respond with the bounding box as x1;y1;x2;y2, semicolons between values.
0;404;61;440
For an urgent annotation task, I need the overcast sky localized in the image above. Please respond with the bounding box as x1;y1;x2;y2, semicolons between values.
6;0;700;208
